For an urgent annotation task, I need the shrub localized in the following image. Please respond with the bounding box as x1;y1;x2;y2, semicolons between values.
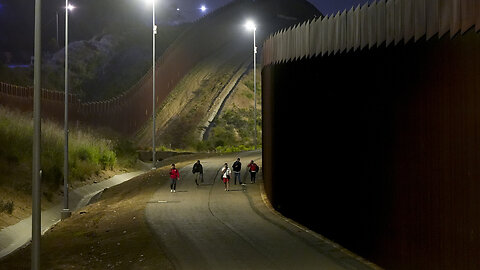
0;200;14;214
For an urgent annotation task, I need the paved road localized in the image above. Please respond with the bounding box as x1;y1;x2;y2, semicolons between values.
145;151;376;270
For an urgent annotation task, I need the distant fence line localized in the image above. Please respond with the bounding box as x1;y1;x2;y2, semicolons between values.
263;0;480;66
0;0;252;135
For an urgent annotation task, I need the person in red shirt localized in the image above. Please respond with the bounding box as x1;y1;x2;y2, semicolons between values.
247;160;259;184
170;163;180;193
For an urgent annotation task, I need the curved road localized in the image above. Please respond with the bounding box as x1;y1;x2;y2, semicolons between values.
145;151;376;270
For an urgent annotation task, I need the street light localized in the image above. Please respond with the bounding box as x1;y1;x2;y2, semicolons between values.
32;0;42;268
200;5;207;12
144;0;157;169
62;0;74;220
244;20;257;149
55;4;75;49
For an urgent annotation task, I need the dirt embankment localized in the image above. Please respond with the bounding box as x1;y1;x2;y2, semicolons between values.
0;154;213;269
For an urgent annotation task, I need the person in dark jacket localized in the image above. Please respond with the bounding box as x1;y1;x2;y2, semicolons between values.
232;158;242;185
192;160;203;186
247;160;259;184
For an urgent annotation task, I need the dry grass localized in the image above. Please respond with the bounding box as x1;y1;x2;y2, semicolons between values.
0;153;214;270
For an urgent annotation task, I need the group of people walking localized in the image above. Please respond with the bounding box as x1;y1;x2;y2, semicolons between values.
167;158;260;192
221;158;259;191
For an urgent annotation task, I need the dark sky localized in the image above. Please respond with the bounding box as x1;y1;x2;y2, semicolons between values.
309;0;370;16
0;0;370;62
160;0;371;20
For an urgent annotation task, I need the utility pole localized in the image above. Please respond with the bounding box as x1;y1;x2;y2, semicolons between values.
253;27;257;150
62;0;72;220
32;0;42;268
152;0;157;169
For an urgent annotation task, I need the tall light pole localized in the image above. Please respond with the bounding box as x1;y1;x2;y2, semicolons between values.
148;0;157;169
245;20;257;149
62;2;75;220
32;0;42;268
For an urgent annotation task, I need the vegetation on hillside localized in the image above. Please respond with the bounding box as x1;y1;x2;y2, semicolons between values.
0;62;33;87
197;106;262;152
0;106;136;216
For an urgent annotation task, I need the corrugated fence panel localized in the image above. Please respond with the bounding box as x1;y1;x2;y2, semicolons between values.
451;0;462;38
395;0;404;44
386;0;395;46
361;3;369;49
404;0;415;43
461;0;475;34
426;0;439;40
339;10;347;53
353;5;361;51
295;23;301;60
328;14;336;54
415;0;427;41
304;21;310;58
281;30;286;62
334;12;340;53
439;0;452;38
369;1;378;48
278;29;284;63
303;21;310;58
261;0;480;63
278;30;284;63
315;18;324;57
300;22;306;59
322;16;329;56
288;26;295;62
347;7;355;52
310;18;319;57
377;0;387;46
273;31;279;64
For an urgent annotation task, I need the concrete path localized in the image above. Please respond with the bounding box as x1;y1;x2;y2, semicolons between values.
145;151;377;270
0;171;145;259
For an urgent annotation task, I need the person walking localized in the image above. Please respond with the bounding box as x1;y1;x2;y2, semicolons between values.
192;160;203;186
221;163;231;191
232;158;242;185
247;160;259;184
170;163;180;193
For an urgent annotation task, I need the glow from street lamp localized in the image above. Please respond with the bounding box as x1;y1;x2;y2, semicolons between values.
244;20;256;31
143;0;155;6
66;4;75;11
200;5;207;12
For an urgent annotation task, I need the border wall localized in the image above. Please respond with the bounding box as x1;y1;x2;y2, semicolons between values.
262;0;480;269
0;0;248;135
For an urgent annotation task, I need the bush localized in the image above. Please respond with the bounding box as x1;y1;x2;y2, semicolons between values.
196;107;262;152
99;150;116;170
0;200;14;214
0;106;120;190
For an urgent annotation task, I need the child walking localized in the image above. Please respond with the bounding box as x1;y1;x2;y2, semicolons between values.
221;163;231;191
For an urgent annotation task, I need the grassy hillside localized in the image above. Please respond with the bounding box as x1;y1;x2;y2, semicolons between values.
0;106;136;228
206;67;262;152
134;0;318;152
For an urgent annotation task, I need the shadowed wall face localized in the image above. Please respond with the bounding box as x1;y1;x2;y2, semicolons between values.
262;30;480;269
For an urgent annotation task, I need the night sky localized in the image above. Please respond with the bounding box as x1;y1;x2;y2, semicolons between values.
0;0;370;63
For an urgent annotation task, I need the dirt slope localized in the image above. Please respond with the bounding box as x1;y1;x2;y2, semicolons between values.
134;0;320;150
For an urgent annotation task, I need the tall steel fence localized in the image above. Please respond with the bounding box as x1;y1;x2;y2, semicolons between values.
0;0;249;135
263;0;480;66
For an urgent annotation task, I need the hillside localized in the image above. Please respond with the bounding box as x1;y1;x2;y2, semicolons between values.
135;0;320;150
0;106;137;229
0;0;320;146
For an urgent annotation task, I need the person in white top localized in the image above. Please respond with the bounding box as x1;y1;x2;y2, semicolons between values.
221;163;231;191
